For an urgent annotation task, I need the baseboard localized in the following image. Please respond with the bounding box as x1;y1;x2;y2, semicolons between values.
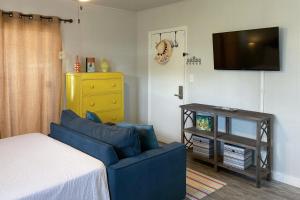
273;171;300;188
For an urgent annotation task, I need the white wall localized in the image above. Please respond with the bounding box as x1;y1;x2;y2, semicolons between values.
0;0;138;122
137;0;300;187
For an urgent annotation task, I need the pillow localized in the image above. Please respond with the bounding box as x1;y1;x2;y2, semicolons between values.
86;111;102;123
117;123;159;152
61;110;141;159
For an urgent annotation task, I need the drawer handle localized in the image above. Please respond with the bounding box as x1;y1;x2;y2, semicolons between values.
90;84;95;89
90;102;95;107
112;99;117;104
112;83;117;87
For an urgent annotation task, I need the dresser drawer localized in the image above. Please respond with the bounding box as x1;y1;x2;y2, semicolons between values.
83;93;122;112
95;110;124;123
82;79;122;95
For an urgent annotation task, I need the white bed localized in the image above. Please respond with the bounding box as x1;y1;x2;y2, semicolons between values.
0;133;110;200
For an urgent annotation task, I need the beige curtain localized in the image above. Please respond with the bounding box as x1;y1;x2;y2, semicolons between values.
0;12;62;138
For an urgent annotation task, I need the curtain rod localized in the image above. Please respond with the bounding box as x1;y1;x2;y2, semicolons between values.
1;11;73;23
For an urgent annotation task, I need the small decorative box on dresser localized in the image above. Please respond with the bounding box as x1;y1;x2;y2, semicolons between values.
66;72;124;123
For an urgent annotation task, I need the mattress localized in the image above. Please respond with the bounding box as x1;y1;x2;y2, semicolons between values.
0;133;110;200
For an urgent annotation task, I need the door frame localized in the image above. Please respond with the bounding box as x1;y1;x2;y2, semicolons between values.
147;26;188;124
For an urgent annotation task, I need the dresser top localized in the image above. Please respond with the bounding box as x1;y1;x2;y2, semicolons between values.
66;72;124;79
66;72;123;75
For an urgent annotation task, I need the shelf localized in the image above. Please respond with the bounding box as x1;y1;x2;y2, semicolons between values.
181;103;273;187
217;162;268;180
183;127;214;139
190;148;223;165
217;134;267;150
180;103;274;121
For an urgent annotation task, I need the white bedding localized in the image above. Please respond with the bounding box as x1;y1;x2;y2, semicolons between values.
0;133;110;200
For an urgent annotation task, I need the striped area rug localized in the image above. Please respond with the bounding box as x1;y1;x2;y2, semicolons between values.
186;168;226;200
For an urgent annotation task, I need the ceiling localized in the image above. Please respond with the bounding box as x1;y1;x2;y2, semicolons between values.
87;0;183;11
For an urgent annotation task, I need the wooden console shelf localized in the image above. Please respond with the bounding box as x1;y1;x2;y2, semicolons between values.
183;127;214;139
217;134;267;150
180;103;274;188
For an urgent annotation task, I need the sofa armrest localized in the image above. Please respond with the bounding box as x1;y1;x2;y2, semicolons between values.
107;142;186;200
49;123;119;166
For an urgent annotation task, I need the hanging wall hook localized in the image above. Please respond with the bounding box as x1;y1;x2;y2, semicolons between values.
172;31;179;48
77;4;83;24
183;52;189;57
186;56;201;66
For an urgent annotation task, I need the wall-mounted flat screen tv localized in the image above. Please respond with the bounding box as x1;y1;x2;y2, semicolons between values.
213;27;280;71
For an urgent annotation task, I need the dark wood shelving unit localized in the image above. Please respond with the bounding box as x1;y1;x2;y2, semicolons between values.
183;127;214;139
217;162;268;180
191;151;215;164
217;134;268;150
180;103;274;188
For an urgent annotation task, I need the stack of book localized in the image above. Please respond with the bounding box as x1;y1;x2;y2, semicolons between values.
192;135;214;158
223;144;253;170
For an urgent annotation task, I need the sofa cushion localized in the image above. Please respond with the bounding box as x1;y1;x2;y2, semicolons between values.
49;123;119;166
117;123;159;151
107;142;186;200
86;111;102;123
61;110;141;159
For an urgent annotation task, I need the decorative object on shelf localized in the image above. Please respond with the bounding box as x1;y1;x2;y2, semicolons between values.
155;39;173;65
196;114;213;132
100;59;110;72
86;57;96;72
74;55;81;73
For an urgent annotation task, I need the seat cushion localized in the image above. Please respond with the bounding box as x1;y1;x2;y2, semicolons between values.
86;111;102;123
117;123;159;152
61;110;141;159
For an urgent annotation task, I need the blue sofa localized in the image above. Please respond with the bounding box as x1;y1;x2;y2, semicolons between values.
49;110;186;200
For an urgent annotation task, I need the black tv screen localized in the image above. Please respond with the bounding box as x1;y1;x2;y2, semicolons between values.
213;27;280;71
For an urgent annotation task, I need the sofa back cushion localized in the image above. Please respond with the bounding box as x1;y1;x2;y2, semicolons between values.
117;123;159;152
61;110;141;159
50;123;119;166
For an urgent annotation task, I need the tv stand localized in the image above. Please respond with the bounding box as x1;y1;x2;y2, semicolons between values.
180;103;274;188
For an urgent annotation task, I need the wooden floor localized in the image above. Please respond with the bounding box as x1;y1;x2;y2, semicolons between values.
187;153;300;200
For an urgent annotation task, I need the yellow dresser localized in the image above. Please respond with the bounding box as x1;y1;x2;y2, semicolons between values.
66;72;124;123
